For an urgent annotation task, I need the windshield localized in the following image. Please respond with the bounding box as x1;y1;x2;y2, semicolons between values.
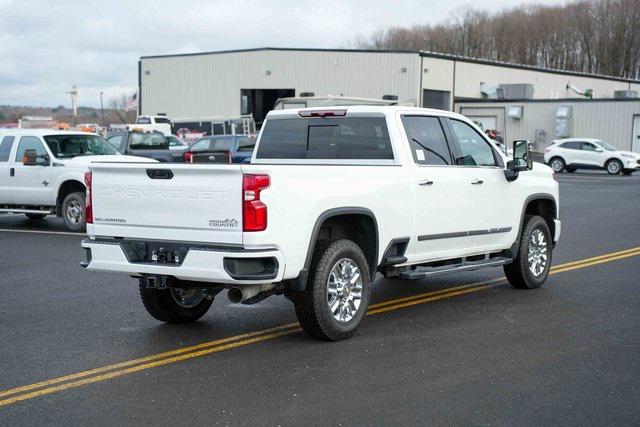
129;132;168;150
44;134;120;158
597;141;616;151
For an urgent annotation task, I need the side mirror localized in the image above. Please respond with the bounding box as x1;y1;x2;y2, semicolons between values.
22;149;49;166
22;149;38;166
513;139;533;171
595;147;603;153
504;140;532;182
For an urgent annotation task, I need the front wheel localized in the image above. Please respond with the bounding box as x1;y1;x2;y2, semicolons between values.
139;279;213;323
504;215;552;289
606;159;622;175
292;239;371;341
61;192;86;232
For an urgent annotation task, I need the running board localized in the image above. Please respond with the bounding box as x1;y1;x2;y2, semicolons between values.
399;256;512;280
0;208;54;215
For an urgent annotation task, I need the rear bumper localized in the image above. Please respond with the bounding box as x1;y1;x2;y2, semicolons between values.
81;238;284;285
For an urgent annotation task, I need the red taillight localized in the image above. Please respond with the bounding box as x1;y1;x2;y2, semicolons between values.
298;109;346;118
242;174;270;232
84;171;93;224
544;148;551;153
184;151;193;163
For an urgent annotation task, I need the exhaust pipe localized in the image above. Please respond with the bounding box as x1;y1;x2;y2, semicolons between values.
227;284;275;304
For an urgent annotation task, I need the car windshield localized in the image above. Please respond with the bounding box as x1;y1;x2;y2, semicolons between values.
44;134;120;158
597;141;616;151
129;132;168;150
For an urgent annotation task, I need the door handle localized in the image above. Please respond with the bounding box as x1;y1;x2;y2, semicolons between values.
470;179;484;185
9;168;14;177
418;179;434;186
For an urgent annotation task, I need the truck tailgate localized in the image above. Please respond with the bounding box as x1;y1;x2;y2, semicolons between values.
89;163;243;244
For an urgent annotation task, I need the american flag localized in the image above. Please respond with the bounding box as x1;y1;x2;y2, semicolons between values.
124;93;137;111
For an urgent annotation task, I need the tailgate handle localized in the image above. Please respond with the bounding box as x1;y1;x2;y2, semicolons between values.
146;169;174;179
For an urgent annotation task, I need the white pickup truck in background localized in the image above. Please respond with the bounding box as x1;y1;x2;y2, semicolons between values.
82;106;560;341
110;115;173;136
0;129;155;231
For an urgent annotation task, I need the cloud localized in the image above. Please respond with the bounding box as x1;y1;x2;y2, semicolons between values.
0;0;562;107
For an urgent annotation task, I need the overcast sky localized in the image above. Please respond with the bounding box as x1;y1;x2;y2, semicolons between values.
0;0;564;108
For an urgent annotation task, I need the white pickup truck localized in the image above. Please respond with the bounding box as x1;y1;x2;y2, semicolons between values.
110;115;173;136
82;106;560;341
0;130;155;231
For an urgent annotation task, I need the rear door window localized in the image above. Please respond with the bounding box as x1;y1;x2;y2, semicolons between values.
211;138;234;151
401;116;452;165
256;117;393;160
190;139;212;152
0;136;16;161
560;141;580;150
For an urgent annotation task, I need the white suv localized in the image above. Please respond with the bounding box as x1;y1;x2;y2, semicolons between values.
544;138;640;175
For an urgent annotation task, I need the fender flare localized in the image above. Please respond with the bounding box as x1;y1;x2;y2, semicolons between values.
511;193;558;255
290;207;379;292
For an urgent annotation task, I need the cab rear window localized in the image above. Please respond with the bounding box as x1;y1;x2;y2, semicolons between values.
256;117;393;160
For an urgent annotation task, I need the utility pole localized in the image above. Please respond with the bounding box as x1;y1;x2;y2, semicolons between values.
100;91;105;127
66;84;78;126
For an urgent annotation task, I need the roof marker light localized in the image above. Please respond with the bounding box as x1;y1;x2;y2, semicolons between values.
298;109;347;118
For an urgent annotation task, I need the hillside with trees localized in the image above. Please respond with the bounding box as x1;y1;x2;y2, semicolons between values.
355;0;640;79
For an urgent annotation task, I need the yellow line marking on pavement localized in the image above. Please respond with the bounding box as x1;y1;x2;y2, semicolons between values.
1;246;639;407
0;322;301;399
549;246;640;270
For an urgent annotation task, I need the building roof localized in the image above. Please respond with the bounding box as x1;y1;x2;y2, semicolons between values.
139;47;640;84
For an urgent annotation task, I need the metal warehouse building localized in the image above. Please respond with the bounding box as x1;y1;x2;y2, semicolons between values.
138;47;640;151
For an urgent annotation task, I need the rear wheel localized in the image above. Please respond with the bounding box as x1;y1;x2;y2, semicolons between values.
549;157;565;173
25;213;47;220
292;239;371;341
606;159;622;175
504;215;552;289
139;279;213;323
61;192;86;232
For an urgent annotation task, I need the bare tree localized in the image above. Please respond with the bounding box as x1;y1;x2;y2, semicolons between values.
354;0;640;79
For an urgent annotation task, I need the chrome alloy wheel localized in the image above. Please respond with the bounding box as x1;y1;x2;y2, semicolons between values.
607;161;621;174
527;229;548;277
326;258;363;323
65;200;83;224
551;159;564;172
170;288;206;308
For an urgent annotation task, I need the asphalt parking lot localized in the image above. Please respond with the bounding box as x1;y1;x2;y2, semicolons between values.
1;170;639;425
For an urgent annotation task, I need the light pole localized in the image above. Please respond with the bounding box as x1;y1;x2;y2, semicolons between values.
100;91;105;127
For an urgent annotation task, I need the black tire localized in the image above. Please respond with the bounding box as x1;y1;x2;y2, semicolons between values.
549;157;565;173
25;213;47;220
504;215;552;289
292;239;371;341
565;167;577;173
61;191;86;232
605;159;623;175
139;279;213;323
